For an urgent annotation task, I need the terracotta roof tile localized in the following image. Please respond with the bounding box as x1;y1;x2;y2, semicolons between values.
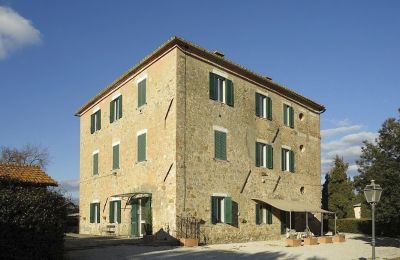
0;163;58;186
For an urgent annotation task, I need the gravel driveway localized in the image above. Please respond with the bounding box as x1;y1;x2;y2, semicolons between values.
66;233;400;260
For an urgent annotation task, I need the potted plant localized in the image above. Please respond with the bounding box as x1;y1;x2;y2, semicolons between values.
303;229;318;245
286;230;301;247
333;232;345;242
318;235;333;244
142;204;155;244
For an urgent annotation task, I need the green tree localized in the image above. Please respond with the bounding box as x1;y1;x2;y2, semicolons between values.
322;156;355;219
354;109;400;236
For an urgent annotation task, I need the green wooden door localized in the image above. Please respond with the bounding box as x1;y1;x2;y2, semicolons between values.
131;200;139;237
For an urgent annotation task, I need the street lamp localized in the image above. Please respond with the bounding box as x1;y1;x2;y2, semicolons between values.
364;180;383;260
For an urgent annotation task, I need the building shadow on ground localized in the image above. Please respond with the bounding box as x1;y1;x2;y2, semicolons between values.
349;234;400;247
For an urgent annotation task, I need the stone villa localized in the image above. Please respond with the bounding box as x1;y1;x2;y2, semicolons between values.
75;36;326;244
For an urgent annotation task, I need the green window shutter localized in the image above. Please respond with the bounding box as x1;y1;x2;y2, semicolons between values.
214;131;227;160
226;79;234;107
255;142;262;167
281;148;285;171
267;145;273;169
118;96;123;119
96;203;100;223
255;203;261;225
289;150;295;173
211;197;218;224
90;114;95;134
267;206;273;224
113;144;119;170
109;201;115;223
93;153;98;175
138;80;146;107
267;97;272;121
224;197;232;224
90;203;94;223
97;110;101;130
137;133;146;162
283;104;288;126
117;200;121;223
255;93;261;117
142;80;146;106
209;72;217;100
289;106;294;128
110;100;115;123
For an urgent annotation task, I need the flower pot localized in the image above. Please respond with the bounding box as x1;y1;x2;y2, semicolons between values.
318;236;333;244
286;238;301;247
333;234;345;243
304;237;318;245
180;238;199;247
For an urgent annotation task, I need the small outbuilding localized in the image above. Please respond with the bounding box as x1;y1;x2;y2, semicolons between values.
0;163;57;187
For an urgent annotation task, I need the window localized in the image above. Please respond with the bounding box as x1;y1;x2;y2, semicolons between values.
256;203;272;224
209;72;234;106
255;93;272;120
93;151;99;175
214;130;227;160
112;143;120;170
90;202;100;223
281;148;294;173
211;196;232;224
90;110;101;134
138;79;146;107
110;95;122;123
283;104;294;128
255;142;273;169
109;200;121;223
137;131;147;162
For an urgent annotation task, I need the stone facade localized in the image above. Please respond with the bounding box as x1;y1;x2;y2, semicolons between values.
77;37;324;244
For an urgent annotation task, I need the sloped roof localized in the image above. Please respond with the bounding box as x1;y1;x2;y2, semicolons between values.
252;198;334;214
75;36;325;116
0;163;58;186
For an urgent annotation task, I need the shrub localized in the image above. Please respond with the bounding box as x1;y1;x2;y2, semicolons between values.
328;218;372;235
0;180;68;259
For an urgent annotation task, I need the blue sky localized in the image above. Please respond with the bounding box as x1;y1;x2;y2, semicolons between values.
0;1;399;199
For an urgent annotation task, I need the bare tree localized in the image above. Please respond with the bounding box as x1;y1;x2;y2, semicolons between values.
0;144;50;169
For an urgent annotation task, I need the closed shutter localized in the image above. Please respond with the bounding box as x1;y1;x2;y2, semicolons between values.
255;203;261;225
118;96;123;119
96;203;100;223
289;150;295;173
138;133;146;162
267;97;272;120
110;100;115;123
283;104;288;126
209;72;217;100
113;144;119;170
267;144;273;169
267;206;273;224
97;110;101;130
109;201;115;223
117;200;121;224
138;80;146;107
281;148;285;171
90;114;95;134
226;79;234;107
255;142;262;167
211;197;218;224
224;197;232;224
289;106;294;128
214;131;227;160
255;93;261;117
90;203;95;223
93;153;98;175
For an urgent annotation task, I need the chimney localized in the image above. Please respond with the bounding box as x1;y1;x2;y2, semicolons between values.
213;51;225;58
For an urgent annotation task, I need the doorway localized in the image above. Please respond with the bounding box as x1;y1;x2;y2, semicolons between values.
130;197;152;237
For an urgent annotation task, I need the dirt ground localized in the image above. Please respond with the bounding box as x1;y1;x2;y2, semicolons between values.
66;233;400;260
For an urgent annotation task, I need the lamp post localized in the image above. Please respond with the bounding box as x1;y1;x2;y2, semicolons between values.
364;180;383;260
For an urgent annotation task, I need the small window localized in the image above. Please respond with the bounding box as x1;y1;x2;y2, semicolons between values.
93;152;99;175
255;142;273;169
138;79;146;108
110;96;123;123
299;112;304;121
137;132;147;162
283;104;294;128
112;143;120;170
255;93;272;120
209;72;234;106
90;110;101;134
211;196;232;224
256;203;272;225
90;202;100;223
109;200;121;223
281;148;295;173
214;130;227;160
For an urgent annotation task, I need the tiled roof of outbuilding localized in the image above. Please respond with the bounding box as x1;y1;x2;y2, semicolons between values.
0;163;58;186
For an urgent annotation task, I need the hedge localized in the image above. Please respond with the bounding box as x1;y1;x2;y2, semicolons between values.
328;218;372;235
0;180;68;260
